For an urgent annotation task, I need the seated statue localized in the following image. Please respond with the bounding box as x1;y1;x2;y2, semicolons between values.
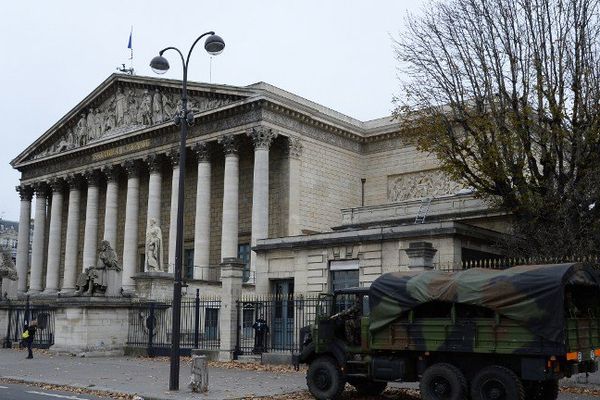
75;240;121;296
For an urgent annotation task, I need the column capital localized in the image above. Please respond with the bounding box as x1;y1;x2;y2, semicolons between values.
144;154;163;173
83;170;101;186
218;134;238;156
16;185;33;201
192;142;210;162
286;136;303;158
248;126;278;150
101;165;120;182
122;160;141;178
48;178;66;193
33;182;49;198
65;174;84;190
166;149;180;167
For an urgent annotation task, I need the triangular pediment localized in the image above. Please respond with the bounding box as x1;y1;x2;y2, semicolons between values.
14;74;254;166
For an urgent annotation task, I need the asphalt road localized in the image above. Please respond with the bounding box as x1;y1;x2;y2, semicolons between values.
0;383;113;400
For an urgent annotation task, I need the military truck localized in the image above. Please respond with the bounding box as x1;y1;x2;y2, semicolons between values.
296;263;600;400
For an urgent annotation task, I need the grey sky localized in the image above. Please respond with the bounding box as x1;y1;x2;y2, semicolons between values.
0;0;423;221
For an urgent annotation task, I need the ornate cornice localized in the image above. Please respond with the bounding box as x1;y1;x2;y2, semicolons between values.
247;126;277;150
218;134;238;156
16;185;33;201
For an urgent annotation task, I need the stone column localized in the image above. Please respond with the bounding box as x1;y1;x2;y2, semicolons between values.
287;137;303;236
405;241;438;271
167;150;179;274
122;161;140;293
61;175;82;294
29;184;48;294
192;143;211;280
15;185;33;295
44;179;65;294
248;127;277;281
218;258;244;361
82;171;100;270
144;154;163;271
102;165;120;249
218;135;239;261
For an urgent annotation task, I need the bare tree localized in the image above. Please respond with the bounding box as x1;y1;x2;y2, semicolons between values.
394;0;600;257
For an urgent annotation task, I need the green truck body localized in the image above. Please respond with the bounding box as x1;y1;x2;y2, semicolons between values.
297;263;600;400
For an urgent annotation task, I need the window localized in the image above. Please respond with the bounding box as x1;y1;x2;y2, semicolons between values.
330;260;360;292
204;308;219;340
242;304;255;337
238;243;251;282
184;249;194;279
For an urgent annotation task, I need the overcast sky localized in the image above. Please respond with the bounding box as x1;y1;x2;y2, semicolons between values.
0;0;423;221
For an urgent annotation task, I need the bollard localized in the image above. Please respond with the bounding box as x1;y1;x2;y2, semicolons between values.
189;354;208;393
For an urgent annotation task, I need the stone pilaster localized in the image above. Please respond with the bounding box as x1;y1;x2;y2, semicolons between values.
122;161;140;294
44;178;65;294
218;135;239;261
29;183;48;294
405;241;438;270
15;185;33;295
82;171;100;271
62;175;82;294
192;142;211;279
286;137;303;236
167;150;179;273
248;127;277;281
218;258;244;361
102;165;120;249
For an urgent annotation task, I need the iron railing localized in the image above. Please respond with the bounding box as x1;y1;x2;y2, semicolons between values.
126;290;221;356
235;295;321;356
436;255;600;272
3;303;55;348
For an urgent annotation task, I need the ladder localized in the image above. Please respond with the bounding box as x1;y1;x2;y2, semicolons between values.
415;198;432;224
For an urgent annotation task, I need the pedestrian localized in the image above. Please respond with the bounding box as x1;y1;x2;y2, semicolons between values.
22;319;37;359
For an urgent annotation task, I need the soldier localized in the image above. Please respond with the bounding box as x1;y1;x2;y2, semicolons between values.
331;295;362;345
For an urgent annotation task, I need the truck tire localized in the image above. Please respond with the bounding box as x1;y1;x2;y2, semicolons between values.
306;356;345;400
524;379;559;400
471;365;524;400
348;378;387;396
420;363;467;400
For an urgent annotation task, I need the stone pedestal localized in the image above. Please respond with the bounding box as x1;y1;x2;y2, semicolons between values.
50;297;132;356
105;269;122;297
218;258;244;361
1;278;17;300
405;241;437;271
189;354;208;392
132;272;174;300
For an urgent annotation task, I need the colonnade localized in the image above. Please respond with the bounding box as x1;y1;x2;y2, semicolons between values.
13;129;300;296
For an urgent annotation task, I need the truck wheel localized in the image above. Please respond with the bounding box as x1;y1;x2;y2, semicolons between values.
420;363;467;400
471;365;524;400
349;378;387;396
306;356;345;400
524;379;559;400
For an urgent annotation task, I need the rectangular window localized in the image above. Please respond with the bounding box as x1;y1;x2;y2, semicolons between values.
238;243;251;282
184;249;194;279
242;305;255;338
330;260;359;312
204;308;219;340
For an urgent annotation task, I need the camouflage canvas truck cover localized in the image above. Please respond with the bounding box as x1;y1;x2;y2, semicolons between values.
298;263;600;400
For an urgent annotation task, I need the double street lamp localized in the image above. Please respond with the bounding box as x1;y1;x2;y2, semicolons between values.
150;31;225;391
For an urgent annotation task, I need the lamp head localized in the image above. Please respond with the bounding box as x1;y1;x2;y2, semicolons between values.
150;55;170;74
204;34;225;56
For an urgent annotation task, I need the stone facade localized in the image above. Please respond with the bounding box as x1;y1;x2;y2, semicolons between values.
3;74;511;358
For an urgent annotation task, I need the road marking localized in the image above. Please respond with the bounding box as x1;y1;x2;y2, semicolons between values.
26;391;92;400
0;385;8;389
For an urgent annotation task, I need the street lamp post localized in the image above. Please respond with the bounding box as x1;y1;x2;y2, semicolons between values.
150;32;225;391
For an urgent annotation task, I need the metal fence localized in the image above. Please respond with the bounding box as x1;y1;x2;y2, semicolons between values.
3;303;56;349
235;295;321;356
436;255;600;272
126;291;221;356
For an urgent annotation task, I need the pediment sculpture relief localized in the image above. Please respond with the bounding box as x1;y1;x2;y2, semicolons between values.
32;86;231;160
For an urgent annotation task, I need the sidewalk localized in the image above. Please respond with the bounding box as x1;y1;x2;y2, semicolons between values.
0;349;305;400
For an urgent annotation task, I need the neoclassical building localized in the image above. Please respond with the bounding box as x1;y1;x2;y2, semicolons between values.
6;73;509;301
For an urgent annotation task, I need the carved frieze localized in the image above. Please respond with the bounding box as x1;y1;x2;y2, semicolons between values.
31;85;232;161
387;170;463;202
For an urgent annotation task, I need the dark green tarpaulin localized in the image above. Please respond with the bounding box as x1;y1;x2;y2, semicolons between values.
369;263;600;343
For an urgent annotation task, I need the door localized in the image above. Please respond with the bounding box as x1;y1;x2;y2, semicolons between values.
272;279;294;350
